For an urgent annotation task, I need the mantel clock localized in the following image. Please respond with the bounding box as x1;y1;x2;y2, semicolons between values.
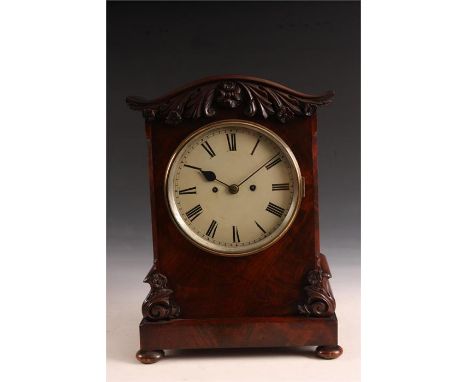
126;75;342;363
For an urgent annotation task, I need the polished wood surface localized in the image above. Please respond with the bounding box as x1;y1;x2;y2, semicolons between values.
315;345;344;360
139;314;338;350
136;349;165;364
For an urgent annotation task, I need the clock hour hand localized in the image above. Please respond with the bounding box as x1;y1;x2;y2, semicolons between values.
184;164;230;188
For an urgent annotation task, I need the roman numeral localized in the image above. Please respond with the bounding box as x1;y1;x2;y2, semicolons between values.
255;220;266;234
266;202;285;218
206;220;218;238
201;141;216;158
226;133;236;151
265;157;282;170
272;183;290;191
178;186;197;195
185;204;203;222
250;137;260;155
232;226;240;243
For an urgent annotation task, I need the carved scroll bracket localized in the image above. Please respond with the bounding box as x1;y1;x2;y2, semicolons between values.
298;267;336;318
142;264;180;321
127;76;334;125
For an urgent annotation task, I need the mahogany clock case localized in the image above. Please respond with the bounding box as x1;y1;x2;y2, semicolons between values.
127;75;342;362
110;0;360;366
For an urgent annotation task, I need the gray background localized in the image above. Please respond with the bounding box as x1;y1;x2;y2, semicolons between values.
107;2;360;378
107;0;360;267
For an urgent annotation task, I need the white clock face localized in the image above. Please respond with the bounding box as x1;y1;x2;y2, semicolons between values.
165;120;302;256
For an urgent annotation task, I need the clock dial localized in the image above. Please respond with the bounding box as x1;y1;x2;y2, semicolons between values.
166;120;302;256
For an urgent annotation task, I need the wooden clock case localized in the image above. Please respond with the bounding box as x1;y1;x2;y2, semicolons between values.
126;75;342;363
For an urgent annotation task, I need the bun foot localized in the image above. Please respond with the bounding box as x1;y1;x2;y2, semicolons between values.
315;345;343;360
136;349;165;364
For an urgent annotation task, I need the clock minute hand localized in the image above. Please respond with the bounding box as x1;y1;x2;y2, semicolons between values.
238;153;280;187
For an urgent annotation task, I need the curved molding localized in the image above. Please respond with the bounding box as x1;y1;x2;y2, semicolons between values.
142;265;180;321
127;75;334;124
298;267;336;318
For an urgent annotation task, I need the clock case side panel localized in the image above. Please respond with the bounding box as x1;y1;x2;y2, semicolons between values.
145;122;159;263
140;121;180;321
298;114;337;318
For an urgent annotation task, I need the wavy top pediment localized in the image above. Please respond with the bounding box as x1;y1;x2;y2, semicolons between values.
126;75;334;124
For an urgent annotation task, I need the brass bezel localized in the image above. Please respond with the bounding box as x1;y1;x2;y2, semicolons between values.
164;119;302;257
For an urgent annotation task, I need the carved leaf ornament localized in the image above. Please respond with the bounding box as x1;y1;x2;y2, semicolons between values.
142;265;180;321
298;268;336;318
127;76;333;125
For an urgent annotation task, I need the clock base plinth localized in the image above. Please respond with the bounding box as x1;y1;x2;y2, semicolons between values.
138;314;340;361
136;349;165;364
315;345;343;360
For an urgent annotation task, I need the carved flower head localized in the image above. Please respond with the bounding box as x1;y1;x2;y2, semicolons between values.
307;268;323;288
276;106;295;123
144;270;168;288
142;109;156;122
165;110;182;125
303;103;317;117
216;81;242;108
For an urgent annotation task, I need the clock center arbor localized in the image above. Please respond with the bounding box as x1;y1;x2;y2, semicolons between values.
126;75;342;363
